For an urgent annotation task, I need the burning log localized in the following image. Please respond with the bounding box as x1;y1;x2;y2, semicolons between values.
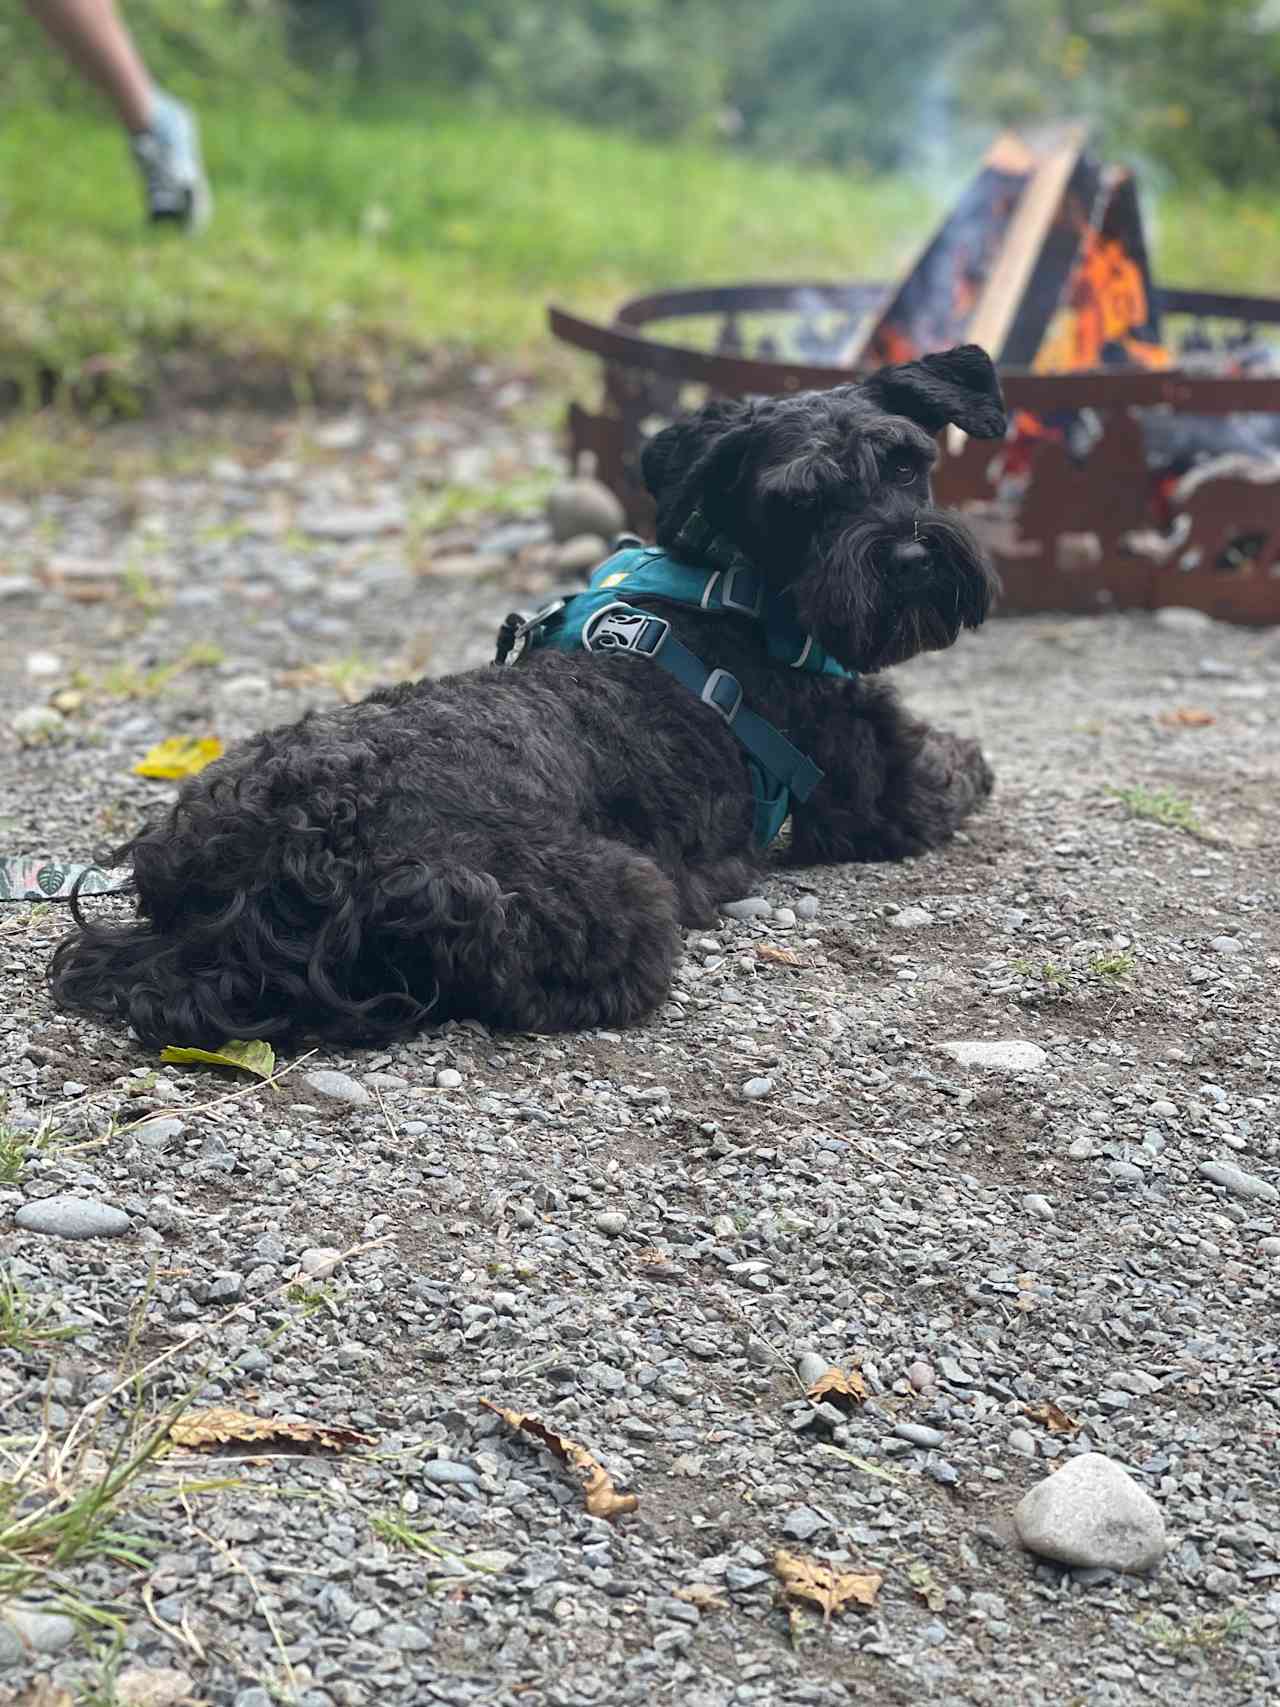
548;126;1280;622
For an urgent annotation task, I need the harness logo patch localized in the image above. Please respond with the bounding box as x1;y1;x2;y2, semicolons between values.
598;572;628;588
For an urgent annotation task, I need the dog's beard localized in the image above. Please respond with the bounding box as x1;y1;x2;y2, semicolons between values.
791;510;997;672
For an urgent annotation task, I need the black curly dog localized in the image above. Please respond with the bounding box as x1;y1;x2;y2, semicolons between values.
51;344;1006;1046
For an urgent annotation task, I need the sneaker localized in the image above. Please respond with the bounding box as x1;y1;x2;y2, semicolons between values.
130;91;211;230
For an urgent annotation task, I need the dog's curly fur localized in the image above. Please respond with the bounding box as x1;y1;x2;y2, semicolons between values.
50;344;1007;1046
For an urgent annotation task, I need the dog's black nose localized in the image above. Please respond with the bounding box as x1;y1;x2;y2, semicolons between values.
893;540;929;571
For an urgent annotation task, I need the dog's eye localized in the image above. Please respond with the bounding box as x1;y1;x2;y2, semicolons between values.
889;458;918;486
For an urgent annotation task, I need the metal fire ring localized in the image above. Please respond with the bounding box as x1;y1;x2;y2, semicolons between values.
549;282;1280;624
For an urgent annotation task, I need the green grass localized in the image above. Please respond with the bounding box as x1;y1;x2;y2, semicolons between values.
1090;951;1136;982
0;1273;77;1354
6;96;1279;408
1108;784;1204;835
0;99;929;397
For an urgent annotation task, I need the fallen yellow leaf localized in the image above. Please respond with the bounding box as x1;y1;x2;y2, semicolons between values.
134;736;223;780
159;1039;276;1079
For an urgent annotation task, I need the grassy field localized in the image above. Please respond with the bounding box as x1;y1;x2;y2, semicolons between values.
2;98;1280;400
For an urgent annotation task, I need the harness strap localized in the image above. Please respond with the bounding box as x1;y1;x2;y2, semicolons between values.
581;603;823;805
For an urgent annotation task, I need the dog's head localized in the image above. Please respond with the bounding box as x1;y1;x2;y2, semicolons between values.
641;344;1006;672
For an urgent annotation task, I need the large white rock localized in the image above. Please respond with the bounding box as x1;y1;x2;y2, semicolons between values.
939;1039;1047;1073
1014;1452;1167;1573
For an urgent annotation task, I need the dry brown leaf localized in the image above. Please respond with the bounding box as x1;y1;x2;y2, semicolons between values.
479;1398;638;1520
635;1248;688;1284
755;943;803;968
806;1365;869;1412
906;1560;946;1612
675;1582;728;1612
168;1407;375;1454
1158;707;1215;728
1024;1399;1080;1435
774;1549;881;1623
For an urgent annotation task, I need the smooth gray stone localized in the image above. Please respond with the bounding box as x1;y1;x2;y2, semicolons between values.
15;1195;130;1240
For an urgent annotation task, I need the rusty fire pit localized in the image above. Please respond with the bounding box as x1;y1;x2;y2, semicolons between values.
549;131;1280;626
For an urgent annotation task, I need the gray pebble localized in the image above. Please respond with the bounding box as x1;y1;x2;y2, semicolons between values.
894;1422;945;1448
299;1246;343;1277
0;1604;77;1666
1152;605;1213;632
303;1070;371;1108
939;1040;1047;1072
382;1619;432;1650
780;1505;827;1541
1198;1160;1278;1203
796;1352;831;1388
1068;1137;1097;1160
595;1211;628;1236
721;897;772;921
555;533;608;576
1108;1161;1144;1185
724;1565;771;1592
1107;1370;1161;1396
545;477;624;544
423;1460;479;1488
1013;1452;1166;1573
133;1116;186;1146
890;905;934;929
741;1076;774;1099
1008;1429;1037;1457
15;1195;130;1240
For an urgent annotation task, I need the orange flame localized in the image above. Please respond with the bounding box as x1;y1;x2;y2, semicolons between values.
869;324;921;367
1037;227;1172;372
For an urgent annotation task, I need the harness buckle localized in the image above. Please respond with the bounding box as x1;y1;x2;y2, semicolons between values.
721;564;764;617
582;603;670;658
497;597;566;665
700;668;743;724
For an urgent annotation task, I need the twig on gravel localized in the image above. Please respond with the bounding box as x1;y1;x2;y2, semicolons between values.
114;1047;320;1135
372;1082;399;1145
776;1107;916;1179
143;1577;207;1663
182;1492;297;1699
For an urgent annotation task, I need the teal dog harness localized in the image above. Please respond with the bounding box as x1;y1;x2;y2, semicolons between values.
510;537;852;846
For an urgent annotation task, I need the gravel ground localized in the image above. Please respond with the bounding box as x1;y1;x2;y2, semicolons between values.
1;383;1278;1707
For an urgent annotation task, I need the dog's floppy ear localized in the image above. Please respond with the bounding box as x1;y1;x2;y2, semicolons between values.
643;398;759;544
640;398;752;503
860;344;1007;439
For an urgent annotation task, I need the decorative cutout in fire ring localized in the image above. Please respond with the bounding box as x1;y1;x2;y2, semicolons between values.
549;130;1280;625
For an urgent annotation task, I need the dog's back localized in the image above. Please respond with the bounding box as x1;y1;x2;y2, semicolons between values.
49;659;700;1045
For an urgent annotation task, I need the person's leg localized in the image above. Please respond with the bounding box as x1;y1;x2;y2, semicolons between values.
27;0;211;228
25;0;153;131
